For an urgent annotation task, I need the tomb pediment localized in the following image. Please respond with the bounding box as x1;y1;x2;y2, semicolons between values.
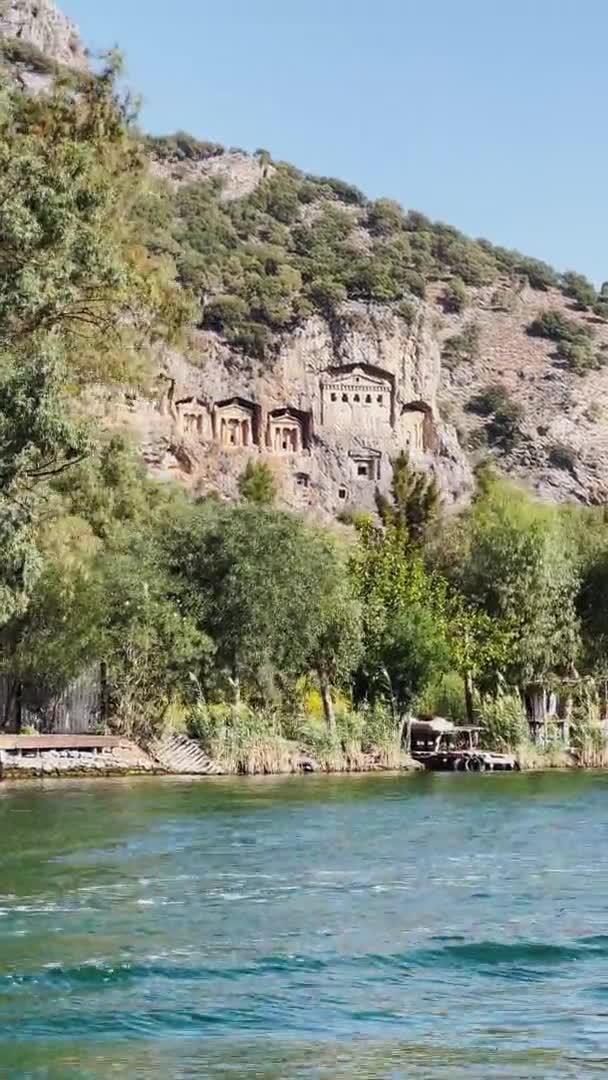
176;397;206;410
216;398;255;420
267;406;311;453
322;365;392;393
321;364;394;428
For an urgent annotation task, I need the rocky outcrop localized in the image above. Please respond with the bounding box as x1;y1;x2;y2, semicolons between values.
101;300;473;519
433;281;608;504
0;0;87;69
151;150;272;201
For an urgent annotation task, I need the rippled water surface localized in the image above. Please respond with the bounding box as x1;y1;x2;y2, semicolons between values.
2;771;608;1077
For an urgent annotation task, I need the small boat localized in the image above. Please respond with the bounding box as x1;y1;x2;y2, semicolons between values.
408;717;518;772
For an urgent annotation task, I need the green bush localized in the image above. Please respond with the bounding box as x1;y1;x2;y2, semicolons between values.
314;176;367;206
556;338;600;373
402;270;426;299
307;277;347;313
468;385;524;450
146;131;225;161
468;383;512;417
203;294;250;332
442;322;481;367
397;300;417;326
548;444;577;473
561;271;596;310
442;276;468;313
514;256;559;291
366;198;405;236
238;460;276;505
487;400;525;452
478;691;528;751
0;37;59;75
528;308;591;345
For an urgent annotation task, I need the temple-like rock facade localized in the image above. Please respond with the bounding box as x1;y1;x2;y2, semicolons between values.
109;301;471;516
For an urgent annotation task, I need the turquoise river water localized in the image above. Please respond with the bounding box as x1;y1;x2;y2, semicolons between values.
1;771;608;1078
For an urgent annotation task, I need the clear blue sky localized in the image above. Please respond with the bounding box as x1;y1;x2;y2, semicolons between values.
63;0;608;283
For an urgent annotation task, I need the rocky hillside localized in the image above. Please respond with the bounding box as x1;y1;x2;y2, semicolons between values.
0;0;87;90
3;5;608;513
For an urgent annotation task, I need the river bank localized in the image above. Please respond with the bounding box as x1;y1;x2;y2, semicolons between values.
0;735;602;781
0;732;426;781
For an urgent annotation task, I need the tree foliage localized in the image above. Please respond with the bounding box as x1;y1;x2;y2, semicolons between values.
238;459;276;505
375;451;440;544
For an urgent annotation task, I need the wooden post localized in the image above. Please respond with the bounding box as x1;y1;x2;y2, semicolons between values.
317;663;336;733
464;670;475;725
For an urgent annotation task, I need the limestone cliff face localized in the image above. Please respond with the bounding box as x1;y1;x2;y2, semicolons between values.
105;302;473;519
12;0;607;514
0;0;87;69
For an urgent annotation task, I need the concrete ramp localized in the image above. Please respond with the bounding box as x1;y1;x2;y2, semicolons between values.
150;734;222;775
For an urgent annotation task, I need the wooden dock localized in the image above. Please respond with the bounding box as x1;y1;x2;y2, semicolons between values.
0;735;130;752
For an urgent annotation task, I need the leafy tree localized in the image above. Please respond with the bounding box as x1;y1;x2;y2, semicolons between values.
449;476;580;690
375;604;450;717
165;504;362;724
97;544;209;739
238;459;276;505
0;61;191;626
375;451;440;544
351;521;449;723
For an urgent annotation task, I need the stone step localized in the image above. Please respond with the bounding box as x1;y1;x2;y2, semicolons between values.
150;734;222;775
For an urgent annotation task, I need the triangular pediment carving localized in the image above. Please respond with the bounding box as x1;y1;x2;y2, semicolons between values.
322;364;392;390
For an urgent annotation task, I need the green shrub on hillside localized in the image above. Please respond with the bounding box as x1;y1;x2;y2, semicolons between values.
397;300;417;326
548;444;577;473
556;338;601;374
528;308;591;345
487;400;525;451
468;385;524;452
442;276;468;313
561;271;596;310
468;384;512;417
512;256;559;291
528;308;600;373
238;460;276;505
402;270;426;299
312;176;367;206
366;198;405;236
442;322;481;367
145;131;224;161
0;37;59;75
144;130;594;360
